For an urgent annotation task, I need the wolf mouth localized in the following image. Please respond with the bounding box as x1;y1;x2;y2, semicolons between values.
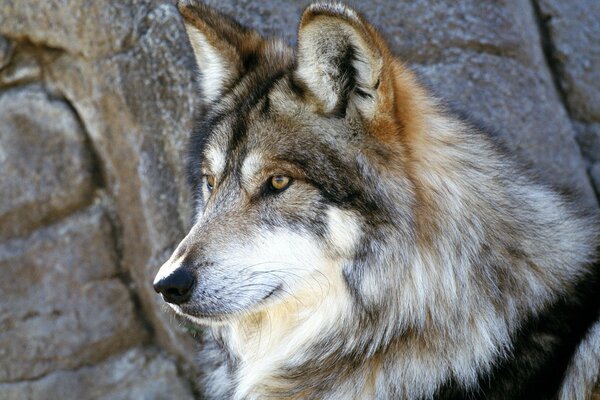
174;303;230;323
175;283;283;322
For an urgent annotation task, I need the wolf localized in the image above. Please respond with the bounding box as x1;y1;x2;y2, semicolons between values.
153;1;600;399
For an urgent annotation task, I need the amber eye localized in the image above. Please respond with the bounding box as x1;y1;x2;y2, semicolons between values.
204;175;215;191
270;175;291;191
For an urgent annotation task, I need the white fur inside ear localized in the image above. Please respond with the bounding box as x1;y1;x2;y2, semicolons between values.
296;18;382;117
296;36;340;112
185;24;236;102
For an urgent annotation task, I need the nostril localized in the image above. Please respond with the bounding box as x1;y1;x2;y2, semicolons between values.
153;268;195;305
165;287;188;298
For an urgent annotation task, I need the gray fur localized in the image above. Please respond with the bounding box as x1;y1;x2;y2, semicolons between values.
153;2;600;399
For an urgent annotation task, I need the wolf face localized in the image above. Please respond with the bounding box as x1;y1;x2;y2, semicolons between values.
153;2;599;399
154;1;418;325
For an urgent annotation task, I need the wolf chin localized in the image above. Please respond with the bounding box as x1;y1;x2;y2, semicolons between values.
153;1;600;399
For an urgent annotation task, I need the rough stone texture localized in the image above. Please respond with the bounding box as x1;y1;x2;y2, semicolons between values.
0;205;145;382
0;1;152;59
0;50;41;86
536;0;600;123
0;0;598;398
576;122;600;164
0;36;13;70
0;0;201;396
39;0;200;365
591;164;600;198
0;86;93;241
534;0;600;203
0;347;195;400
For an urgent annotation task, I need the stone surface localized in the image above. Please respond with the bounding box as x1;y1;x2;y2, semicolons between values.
536;0;600;123
0;50;41;85
575;122;600;163
536;0;600;204
0;86;94;241
0;1;156;60
591;163;600;198
0;347;195;400
0;35;13;70
41;0;200;365
0;205;145;382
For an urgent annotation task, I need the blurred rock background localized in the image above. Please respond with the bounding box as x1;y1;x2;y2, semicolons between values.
0;0;598;399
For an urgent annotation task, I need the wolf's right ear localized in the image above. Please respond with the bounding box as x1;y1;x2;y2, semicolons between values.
177;0;264;103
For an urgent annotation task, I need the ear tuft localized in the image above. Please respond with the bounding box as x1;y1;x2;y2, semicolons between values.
295;3;384;117
177;0;263;103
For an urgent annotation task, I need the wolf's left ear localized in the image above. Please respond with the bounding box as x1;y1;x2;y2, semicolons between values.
295;3;387;118
178;0;264;103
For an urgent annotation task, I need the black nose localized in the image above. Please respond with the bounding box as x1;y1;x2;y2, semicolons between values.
153;268;195;305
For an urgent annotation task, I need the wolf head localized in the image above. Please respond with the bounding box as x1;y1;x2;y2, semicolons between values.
153;1;427;325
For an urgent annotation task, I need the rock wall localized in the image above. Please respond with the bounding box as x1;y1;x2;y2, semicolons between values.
0;1;598;399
